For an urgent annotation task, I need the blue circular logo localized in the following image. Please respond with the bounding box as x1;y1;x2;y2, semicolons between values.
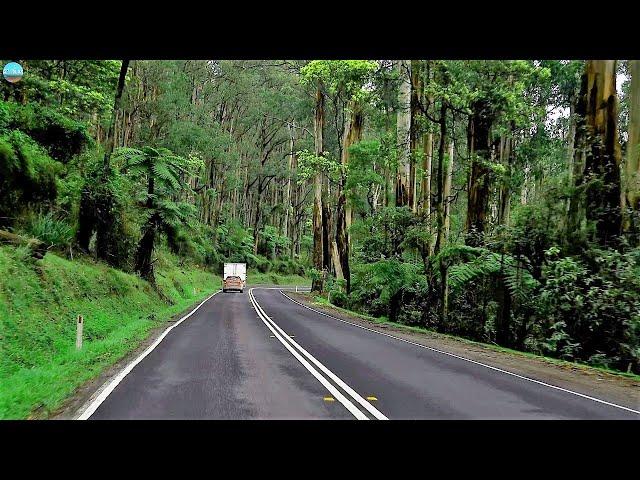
3;62;24;83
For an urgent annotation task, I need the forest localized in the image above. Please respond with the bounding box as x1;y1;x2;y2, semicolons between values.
1;59;639;375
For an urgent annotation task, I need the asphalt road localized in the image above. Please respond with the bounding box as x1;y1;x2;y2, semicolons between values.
87;288;639;420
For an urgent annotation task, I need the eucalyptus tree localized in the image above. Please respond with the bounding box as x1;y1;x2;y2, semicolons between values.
300;60;377;292
568;60;623;248
624;60;640;241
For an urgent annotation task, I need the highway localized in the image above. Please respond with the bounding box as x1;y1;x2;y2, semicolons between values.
82;288;640;420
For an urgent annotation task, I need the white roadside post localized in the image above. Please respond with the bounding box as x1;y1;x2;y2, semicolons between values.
76;315;83;350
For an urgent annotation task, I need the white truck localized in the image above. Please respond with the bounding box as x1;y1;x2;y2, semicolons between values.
223;263;247;293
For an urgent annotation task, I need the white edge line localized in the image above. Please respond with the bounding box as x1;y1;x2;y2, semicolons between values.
248;289;368;420
251;288;387;420
281;291;640;416
76;290;222;420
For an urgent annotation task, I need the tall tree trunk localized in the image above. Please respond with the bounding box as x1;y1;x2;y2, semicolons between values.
421;83;434;258
312;85;325;292
102;60;130;176
335;101;363;293
344;104;363;232
135;176;156;281
498;126;515;227
465;98;494;247
566;101;577;186
567;75;588;241
433;102;448;256
624;60;640;241
495;259;512;347
422;133;433;217
563;99;578;228
322;199;332;272
284;122;294;241
444;141;454;239
433;101;448;326
409;60;423;213
395;60;411;207
582;60;623;247
495;127;515;347
135;218;158;282
441;141;455;321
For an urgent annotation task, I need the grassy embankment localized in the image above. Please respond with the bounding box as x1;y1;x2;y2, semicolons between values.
0;246;221;419
0;245;310;419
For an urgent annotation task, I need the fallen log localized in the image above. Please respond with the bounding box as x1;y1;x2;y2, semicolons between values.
0;229;48;259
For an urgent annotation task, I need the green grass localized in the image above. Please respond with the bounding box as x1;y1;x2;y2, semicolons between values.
310;295;640;381
248;270;310;286
0;246;220;419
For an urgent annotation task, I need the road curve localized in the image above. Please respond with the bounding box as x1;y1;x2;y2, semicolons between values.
85;287;639;420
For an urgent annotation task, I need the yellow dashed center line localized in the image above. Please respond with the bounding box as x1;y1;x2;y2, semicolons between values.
323;396;335;402
366;396;378;401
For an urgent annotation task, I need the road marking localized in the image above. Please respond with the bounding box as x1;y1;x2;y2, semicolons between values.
76;290;222;420
323;396;336;402
366;396;378;401
248;289;369;420
249;289;387;420
252;289;387;420
280;291;640;416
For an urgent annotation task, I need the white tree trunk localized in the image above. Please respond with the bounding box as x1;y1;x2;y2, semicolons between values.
396;60;411;206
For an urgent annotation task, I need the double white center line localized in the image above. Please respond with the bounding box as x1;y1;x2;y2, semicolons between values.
248;288;387;420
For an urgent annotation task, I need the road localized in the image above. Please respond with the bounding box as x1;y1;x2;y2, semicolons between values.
84;287;639;420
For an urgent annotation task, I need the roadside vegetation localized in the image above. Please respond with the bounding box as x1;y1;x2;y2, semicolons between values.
306;293;640;381
0;246;219;419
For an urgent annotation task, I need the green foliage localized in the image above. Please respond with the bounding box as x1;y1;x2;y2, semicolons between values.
217;220;255;261
2;101;92;161
352;206;417;261
248;254;272;273
345;140;386;213
20;211;73;249
296;149;342;182
535;247;640;371
259;225;290;258
300;60;377;101
116;146;201;194
0;131;61;226
349;259;426;321
436;245;539;302
0;60;121;118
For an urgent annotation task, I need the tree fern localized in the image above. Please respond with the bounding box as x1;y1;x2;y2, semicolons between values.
435;244;539;301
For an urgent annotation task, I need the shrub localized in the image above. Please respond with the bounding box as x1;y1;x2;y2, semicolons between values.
0;131;60;227
258;225;290;259
350;259;426;322
535;246;640;372
3;102;92;162
21;211;73;249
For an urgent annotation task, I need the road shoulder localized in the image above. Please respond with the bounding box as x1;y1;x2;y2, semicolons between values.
51;292;218;420
285;292;640;412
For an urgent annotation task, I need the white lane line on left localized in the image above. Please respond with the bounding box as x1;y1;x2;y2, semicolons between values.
76;290;222;420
